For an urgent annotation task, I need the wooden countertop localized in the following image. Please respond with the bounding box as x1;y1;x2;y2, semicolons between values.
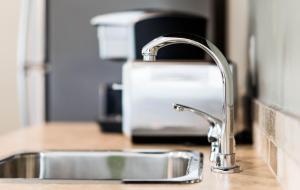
0;123;281;190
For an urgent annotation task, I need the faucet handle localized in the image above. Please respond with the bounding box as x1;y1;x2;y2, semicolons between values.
173;103;222;126
173;103;222;163
173;103;222;143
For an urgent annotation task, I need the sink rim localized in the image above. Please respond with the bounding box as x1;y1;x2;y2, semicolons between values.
0;150;203;184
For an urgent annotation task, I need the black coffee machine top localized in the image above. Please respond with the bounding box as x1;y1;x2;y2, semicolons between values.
91;9;207;61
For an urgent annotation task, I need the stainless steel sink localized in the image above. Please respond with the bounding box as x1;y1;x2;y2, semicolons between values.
0;150;203;183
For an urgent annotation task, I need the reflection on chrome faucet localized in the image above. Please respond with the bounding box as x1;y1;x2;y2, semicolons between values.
142;33;240;173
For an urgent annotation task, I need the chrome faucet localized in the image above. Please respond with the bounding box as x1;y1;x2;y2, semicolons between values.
142;33;240;173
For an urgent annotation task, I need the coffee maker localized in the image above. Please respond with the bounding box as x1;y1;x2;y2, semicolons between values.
91;10;238;144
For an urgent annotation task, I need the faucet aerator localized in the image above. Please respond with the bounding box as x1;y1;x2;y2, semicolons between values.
173;104;184;112
142;54;156;62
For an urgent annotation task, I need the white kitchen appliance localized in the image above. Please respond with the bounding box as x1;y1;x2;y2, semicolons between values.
90;10;208;136
122;61;237;143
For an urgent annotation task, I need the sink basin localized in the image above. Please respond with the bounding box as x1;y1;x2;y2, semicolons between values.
0;150;203;183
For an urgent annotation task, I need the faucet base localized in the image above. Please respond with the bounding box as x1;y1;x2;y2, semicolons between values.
211;153;241;173
211;165;241;174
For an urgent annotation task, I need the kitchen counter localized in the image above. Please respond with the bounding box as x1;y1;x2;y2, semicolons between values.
0;123;281;190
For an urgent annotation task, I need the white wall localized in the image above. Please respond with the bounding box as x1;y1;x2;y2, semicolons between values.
20;0;46;127
228;0;300;118
227;0;249;97
227;0;249;128
250;0;300;116
0;1;21;133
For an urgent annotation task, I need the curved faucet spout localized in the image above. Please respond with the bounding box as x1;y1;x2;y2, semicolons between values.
142;33;240;173
142;33;234;107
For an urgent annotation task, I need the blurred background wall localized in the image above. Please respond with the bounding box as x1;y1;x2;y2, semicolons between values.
46;0;217;122
0;1;21;133
227;0;249;99
227;0;249;128
0;0;253;132
249;0;300;116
